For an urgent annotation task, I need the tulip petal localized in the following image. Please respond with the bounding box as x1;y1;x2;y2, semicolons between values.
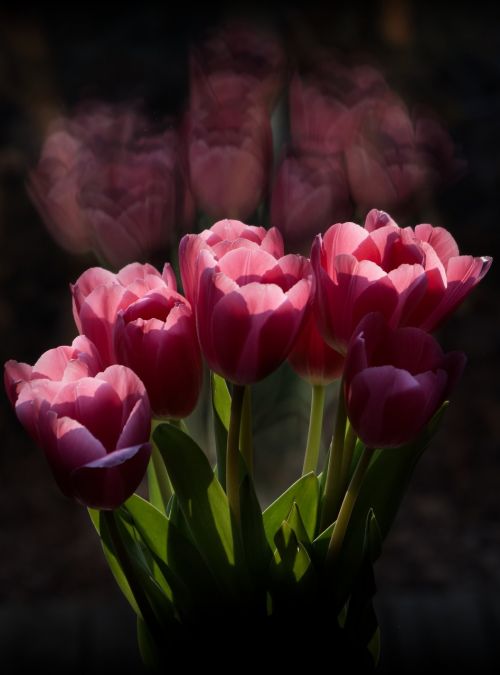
71;442;151;509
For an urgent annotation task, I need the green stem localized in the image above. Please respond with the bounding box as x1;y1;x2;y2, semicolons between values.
340;422;357;490
320;379;347;531
239;386;253;476
102;510;163;644
226;384;245;525
326;447;375;566
302;384;326;475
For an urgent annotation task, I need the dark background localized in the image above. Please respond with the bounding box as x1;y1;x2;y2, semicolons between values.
0;2;499;672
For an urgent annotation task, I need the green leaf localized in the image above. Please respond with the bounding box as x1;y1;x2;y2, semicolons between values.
239;475;271;580
286;501;311;548
263;473;319;549
153;423;243;596
125;494;218;611
89;508;176;623
211;373;231;487
274;522;312;583
88;508;139;614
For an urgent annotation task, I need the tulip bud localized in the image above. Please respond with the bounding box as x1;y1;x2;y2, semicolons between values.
114;289;202;419
343;313;466;448
5;346;151;509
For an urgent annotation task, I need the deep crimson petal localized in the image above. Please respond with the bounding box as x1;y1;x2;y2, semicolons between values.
71;443;151;509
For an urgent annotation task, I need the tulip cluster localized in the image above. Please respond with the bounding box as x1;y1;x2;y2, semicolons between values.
10;19;490;671
6;211;489;664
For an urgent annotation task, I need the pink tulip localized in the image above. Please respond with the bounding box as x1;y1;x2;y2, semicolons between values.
4;336;103;422
179;218;284;306
288;304;345;385
343;313;465;448
29;103;193;266
79;128;193;268
193;244;313;384
114;288;202;418
270;150;353;253
5;346;151;509
28;124;93;253
190;20;285;113
312;210;491;353
72;262;177;367
344;98;428;214
289;62;389;155
187;103;272;221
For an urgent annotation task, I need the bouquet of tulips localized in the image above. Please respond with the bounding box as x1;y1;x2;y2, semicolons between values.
5;213;490;670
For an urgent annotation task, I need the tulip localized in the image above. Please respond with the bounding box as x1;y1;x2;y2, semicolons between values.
6;353;151;509
79;128;192;268
289;63;389;156
29;103;193;266
187;103;272;222
288;304;344;386
270;150;353;253
4;335;103;425
194;245;313;384
312;211;492;353
343;313;466;448
190;19;285;113
71;262;177;367
114;289;202;418
344;98;428;214
179;218;284;306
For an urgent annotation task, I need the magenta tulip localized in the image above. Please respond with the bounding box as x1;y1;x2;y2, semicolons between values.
179;218;284;306
312;210;491;353
72;262;177;367
29;103;193;266
288;304;345;385
193;244;313;384
344;98;427;214
343;313;465;448
289;62;389;156
114;289;202;418
190;19;285;113
187;103;272;222
270;150;352;253
6;350;151;509
4;335;103;418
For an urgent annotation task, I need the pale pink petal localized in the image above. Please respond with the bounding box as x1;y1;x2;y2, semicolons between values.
218;247;278;284
414;224;459;265
323;222;380;272
364;209;398;232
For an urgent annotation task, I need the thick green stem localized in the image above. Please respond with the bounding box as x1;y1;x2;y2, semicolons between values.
239;386;253;476
340;422;357;489
326;447;375;566
226;384;245;526
302;384;326;475
320;380;347;531
102;510;163;644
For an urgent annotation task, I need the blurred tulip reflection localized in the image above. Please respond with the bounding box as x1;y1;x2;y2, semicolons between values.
187;20;284;221
271;149;352;253
29;103;194;268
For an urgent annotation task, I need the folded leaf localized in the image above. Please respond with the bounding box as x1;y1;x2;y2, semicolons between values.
263;473;319;549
